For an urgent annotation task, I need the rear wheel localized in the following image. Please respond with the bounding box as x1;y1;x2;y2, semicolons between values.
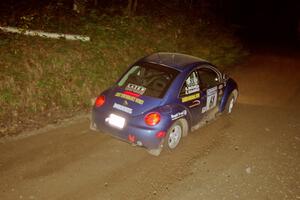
164;120;183;150
147;119;187;156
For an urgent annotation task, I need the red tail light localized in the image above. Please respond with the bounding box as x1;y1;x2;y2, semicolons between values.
95;95;105;107
145;112;161;126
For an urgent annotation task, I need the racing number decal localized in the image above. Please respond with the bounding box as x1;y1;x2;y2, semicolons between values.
206;86;217;111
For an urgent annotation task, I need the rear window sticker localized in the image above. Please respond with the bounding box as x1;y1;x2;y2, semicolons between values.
181;93;200;103
171;110;187;120
115;92;144;105
125;83;146;95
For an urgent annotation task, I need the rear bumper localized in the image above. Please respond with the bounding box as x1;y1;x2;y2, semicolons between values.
91;110;164;150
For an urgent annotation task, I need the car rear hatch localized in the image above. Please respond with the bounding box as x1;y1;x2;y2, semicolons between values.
106;87;163;117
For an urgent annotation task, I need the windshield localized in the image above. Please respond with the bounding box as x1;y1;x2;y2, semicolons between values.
118;62;179;98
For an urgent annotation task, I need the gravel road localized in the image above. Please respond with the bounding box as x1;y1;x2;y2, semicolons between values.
0;48;299;200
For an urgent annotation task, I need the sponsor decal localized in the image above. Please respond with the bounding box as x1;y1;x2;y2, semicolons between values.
207;86;217;96
188;100;201;108
185;85;200;95
113;103;132;114
186;72;199;87
206;86;217;110
185;71;200;95
125;83;146;95
171;110;187;120
181;93;200;103
115;92;144;105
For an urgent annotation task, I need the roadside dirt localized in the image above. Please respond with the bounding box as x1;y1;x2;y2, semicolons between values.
0;48;299;200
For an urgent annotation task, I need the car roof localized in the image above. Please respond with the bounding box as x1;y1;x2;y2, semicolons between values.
139;52;210;72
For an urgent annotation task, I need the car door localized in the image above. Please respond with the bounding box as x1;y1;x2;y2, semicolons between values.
179;70;207;125
197;66;224;115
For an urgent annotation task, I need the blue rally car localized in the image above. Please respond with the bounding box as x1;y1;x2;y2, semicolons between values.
90;53;238;156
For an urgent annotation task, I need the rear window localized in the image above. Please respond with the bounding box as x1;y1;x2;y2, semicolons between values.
118;62;179;98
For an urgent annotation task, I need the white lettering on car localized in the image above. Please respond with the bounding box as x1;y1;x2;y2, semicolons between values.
125;83;146;95
113;103;133;114
185;84;200;95
171;110;187;120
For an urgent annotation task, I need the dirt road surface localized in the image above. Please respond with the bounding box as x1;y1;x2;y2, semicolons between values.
1;48;299;200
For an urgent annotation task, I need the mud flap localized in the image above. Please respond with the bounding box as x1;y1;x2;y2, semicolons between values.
147;139;164;156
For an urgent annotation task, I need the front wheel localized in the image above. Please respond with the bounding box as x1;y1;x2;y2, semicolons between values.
225;93;236;114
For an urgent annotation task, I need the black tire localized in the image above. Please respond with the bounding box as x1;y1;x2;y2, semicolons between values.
225;93;235;114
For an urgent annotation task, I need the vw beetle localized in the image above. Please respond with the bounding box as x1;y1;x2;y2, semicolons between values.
90;52;238;156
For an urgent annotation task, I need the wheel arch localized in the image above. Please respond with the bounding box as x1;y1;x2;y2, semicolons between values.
219;78;238;112
177;117;189;137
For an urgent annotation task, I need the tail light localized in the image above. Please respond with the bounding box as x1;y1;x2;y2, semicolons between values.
145;112;161;126
95;95;105;107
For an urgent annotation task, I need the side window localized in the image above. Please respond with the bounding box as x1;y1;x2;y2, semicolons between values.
180;71;200;97
197;68;219;89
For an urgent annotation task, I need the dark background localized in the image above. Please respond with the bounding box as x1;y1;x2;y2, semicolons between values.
0;0;299;45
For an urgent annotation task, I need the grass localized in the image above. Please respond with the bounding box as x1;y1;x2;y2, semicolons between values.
0;12;247;137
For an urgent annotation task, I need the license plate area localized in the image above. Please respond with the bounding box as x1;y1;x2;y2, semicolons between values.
106;113;126;129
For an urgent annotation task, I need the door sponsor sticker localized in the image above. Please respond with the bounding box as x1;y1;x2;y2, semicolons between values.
181;93;200;103
113;103;132;114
